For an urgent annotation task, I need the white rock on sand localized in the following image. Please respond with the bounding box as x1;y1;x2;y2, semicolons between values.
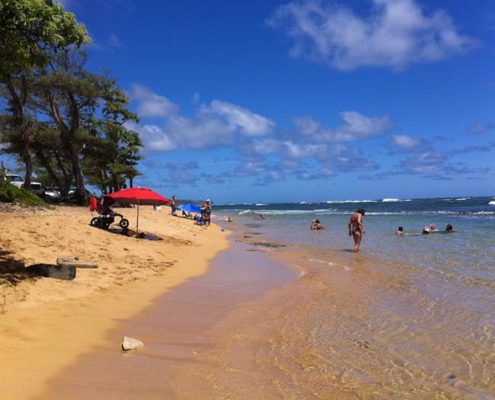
121;336;144;351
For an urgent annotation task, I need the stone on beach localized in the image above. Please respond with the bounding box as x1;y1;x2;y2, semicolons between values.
121;336;144;351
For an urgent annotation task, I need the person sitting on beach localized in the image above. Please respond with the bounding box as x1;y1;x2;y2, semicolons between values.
181;210;191;219
445;224;456;233
348;209;365;252
396;226;404;236
310;219;324;230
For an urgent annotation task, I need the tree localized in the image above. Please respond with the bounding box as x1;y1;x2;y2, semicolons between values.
36;50;101;204
0;0;88;188
36;50;142;202
84;78;142;193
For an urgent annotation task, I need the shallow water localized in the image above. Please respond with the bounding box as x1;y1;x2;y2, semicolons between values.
196;198;495;398
171;232;495;399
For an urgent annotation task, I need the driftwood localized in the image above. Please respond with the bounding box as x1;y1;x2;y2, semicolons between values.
56;257;98;269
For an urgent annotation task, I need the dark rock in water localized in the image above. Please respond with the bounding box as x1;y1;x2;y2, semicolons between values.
447;374;456;380
26;264;76;280
244;223;264;229
251;242;286;248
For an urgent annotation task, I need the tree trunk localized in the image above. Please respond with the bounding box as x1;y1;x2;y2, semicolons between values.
35;149;64;190
69;147;87;204
23;143;33;189
7;76;34;188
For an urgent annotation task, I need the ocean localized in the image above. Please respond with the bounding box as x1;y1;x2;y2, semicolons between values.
217;196;495;285
202;196;495;399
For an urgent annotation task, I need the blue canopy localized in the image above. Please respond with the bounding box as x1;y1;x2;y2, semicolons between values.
177;203;201;214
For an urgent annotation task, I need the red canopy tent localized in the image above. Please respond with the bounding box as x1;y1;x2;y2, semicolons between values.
104;188;169;233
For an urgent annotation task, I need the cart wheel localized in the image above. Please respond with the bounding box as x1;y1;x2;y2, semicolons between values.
90;217;100;227
102;220;110;230
119;219;130;229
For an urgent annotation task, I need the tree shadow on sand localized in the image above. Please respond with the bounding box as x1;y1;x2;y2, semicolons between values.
0;249;77;285
0;249;40;287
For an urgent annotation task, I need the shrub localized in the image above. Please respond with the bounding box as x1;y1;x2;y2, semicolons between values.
0;180;47;207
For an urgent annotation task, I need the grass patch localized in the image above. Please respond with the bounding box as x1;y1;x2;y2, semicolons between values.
0;180;47;207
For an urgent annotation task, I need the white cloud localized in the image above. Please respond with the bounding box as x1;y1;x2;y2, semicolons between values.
269;0;476;70
241;139;282;156
205;100;275;136
294;111;392;142
128;85;275;151
393;134;419;148
283;141;327;159
125;122;177;151
401;151;446;173
130;84;179;118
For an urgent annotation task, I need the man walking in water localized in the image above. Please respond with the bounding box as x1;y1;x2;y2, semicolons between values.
348;209;366;252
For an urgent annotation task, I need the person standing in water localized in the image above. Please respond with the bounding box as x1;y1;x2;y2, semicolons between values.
348;209;366;252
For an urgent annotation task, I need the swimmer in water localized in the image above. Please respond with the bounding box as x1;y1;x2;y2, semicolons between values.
348;209;365;252
310;219;325;230
445;223;456;233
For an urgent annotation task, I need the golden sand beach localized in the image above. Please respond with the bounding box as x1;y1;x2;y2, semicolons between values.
0;205;229;399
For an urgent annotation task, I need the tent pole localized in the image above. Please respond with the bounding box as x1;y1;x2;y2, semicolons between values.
136;201;140;233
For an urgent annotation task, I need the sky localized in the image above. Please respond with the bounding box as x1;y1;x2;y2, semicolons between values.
19;1;495;202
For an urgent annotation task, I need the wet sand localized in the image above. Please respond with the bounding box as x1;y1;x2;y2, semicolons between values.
37;240;297;399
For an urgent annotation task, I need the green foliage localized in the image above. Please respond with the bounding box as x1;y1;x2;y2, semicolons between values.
0;179;46;206
0;0;89;80
0;3;143;202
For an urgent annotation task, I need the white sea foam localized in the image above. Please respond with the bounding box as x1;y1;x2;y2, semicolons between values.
309;258;335;267
238;209;253;215
234;208;495;216
382;198;400;202
325;199;376;204
255;203;267;206
489;201;495;206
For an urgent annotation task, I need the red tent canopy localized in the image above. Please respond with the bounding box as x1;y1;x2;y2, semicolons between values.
104;188;169;206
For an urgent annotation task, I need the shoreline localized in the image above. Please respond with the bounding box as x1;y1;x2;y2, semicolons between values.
37;236;297;399
0;206;229;399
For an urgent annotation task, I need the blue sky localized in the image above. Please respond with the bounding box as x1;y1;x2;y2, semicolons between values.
32;1;495;201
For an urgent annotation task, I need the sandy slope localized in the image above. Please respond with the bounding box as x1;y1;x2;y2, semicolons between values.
0;205;229;399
